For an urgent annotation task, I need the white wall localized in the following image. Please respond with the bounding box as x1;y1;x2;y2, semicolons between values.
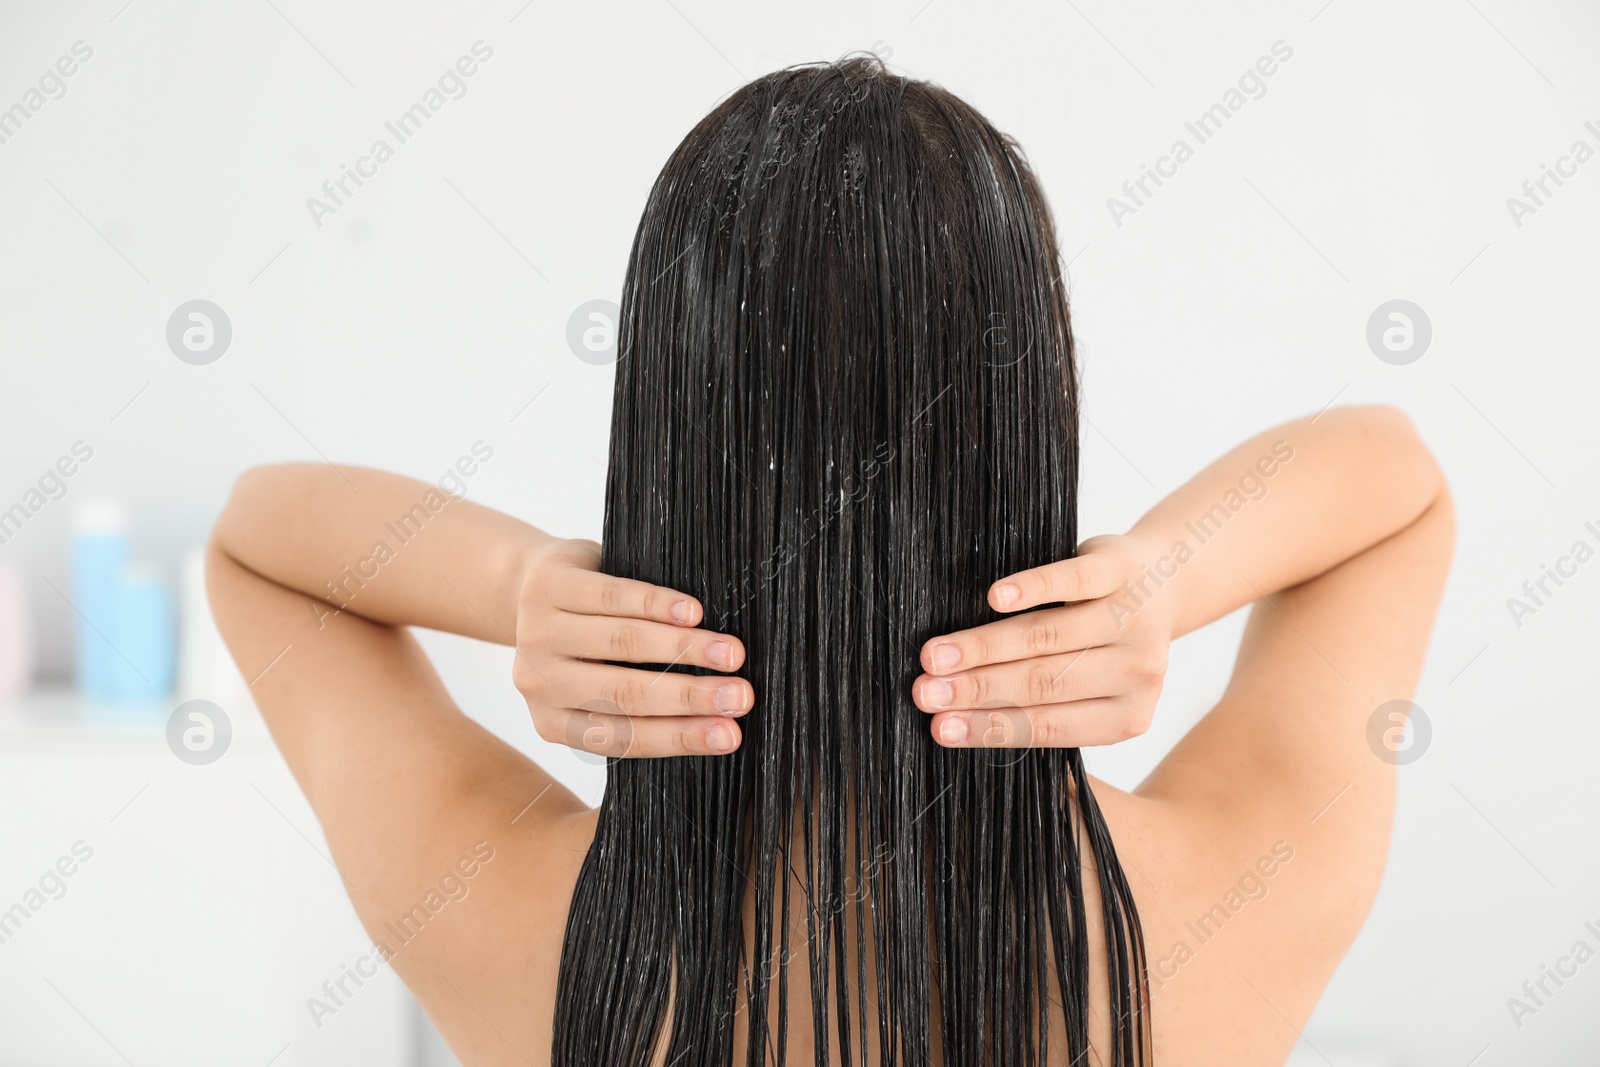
0;0;1596;1063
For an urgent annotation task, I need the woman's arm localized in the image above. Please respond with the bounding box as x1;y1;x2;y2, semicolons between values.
206;462;760;1041
1121;403;1445;639
211;463;754;760
212;462;547;641
911;404;1455;1038
911;404;1449;749
1127;409;1454;1042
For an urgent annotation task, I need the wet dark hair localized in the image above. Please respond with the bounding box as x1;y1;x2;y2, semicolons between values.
553;54;1148;1067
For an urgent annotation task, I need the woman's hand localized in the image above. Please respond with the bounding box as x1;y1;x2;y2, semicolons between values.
912;533;1175;749
513;539;753;758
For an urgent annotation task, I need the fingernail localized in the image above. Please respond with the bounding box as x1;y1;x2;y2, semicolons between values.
707;724;735;752
671;600;694;624
707;641;731;667
939;716;969;745
714;684;745;713
994;583;1020;608
930;643;961;671
921;678;953;709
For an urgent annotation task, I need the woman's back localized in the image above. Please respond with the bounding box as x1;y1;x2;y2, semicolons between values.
320;468;1453;1066
207;402;1451;1065
203;55;1454;1066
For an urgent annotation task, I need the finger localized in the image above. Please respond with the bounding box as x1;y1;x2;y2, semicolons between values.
919;602;1117;676
913;647;1126;712
928;700;1134;749
542;706;743;758
551;614;745;671
987;552;1124;613
548;567;705;627
554;660;753;718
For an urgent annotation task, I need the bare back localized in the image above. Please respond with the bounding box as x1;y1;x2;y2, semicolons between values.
207;409;1454;1066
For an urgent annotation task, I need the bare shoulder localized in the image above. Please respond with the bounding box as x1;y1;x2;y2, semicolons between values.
1094;483;1456;1064
206;538;599;1063
399;808;598;1066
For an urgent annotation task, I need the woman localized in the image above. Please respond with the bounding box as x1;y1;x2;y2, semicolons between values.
208;57;1453;1066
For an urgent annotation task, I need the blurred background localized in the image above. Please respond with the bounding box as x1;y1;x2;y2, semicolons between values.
1;0;1597;1063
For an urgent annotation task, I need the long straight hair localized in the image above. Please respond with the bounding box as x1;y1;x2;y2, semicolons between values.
553;55;1148;1067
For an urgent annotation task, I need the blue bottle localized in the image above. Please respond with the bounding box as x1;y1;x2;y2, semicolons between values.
105;564;175;704
70;500;128;701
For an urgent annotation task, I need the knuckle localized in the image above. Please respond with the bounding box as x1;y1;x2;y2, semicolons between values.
1025;663;1058;705
598;584;624;615
576;726;609;755
561;537;600;563
1069;565;1095;600
607;677;645;712
977;711;1009;747
1086;556;1113;592
514;660;551;701
607;624;641;659
544;541;585;570
965;671;991;707
1029;716;1062;747
515;616;547;653
1042;567;1073;602
1025;620;1059;654
612;718;637;757
532;714;558;745
567;711;613;753
517;573;546;612
1126;705;1155;737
